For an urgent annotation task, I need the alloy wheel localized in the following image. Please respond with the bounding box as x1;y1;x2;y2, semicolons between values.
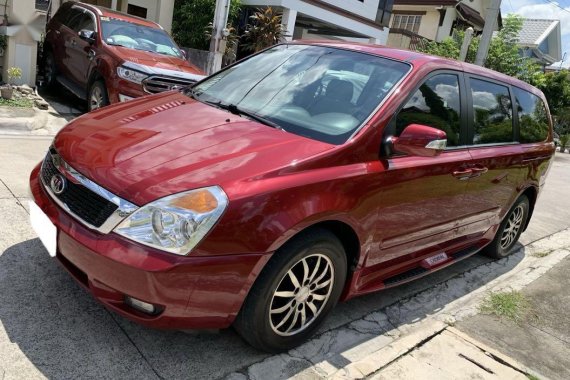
269;253;334;336
90;86;103;110
500;204;525;249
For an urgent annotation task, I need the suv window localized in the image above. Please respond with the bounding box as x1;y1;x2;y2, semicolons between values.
72;13;95;32
396;74;462;147
513;88;549;143
62;8;84;29
470;78;514;145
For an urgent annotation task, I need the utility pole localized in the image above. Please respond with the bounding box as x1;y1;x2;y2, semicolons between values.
207;0;231;75
474;0;501;66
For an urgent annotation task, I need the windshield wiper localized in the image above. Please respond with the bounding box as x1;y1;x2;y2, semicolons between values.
107;42;129;48
219;103;285;131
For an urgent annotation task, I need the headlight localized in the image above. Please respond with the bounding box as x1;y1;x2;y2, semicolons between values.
114;186;228;255
117;66;149;84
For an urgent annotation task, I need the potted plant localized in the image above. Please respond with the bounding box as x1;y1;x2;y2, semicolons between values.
1;67;22;100
242;7;286;53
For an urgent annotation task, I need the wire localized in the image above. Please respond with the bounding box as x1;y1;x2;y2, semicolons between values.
508;0;515;14
540;0;570;14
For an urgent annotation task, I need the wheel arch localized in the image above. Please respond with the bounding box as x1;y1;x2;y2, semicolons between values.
87;69;105;89
270;219;362;282
521;185;538;231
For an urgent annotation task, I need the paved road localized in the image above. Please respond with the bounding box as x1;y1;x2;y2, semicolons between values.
0;137;568;379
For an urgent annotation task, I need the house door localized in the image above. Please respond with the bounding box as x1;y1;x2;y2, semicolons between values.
14;44;33;86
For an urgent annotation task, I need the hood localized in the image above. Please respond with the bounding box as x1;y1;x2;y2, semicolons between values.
54;92;333;205
111;46;205;77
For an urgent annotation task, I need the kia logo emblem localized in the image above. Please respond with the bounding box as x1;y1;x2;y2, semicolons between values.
50;174;67;195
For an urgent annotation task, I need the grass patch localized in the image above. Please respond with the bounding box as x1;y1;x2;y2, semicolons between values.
480;291;532;324
527;374;540;380
0;97;34;108
533;250;552;258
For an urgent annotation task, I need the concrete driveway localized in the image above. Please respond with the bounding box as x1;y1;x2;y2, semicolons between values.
0;137;568;380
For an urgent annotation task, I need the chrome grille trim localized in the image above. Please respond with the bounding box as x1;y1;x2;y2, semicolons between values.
142;76;197;94
40;148;139;234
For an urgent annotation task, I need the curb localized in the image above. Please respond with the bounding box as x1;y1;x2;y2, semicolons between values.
223;228;570;380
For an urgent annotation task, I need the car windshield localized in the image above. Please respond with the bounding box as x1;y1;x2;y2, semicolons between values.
101;18;182;58
191;45;410;144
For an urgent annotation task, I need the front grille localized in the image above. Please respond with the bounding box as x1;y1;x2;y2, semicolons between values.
142;76;196;94
41;152;118;228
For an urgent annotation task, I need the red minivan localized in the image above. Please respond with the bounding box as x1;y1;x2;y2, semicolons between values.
29;42;555;352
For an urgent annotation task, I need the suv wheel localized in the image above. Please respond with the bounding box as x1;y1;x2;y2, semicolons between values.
88;80;110;111
483;194;529;259
43;50;57;89
234;229;347;352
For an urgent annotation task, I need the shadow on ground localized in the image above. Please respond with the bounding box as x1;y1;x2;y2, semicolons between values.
0;238;524;379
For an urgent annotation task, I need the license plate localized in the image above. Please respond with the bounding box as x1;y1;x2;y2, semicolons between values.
424;252;448;267
29;201;57;257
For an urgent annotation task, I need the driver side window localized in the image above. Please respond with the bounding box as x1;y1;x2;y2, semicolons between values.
67;10;95;33
395;74;462;147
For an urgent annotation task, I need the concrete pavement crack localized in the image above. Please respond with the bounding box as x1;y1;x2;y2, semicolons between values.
527;321;570;345
366;327;448;378
0;178;28;214
105;310;164;380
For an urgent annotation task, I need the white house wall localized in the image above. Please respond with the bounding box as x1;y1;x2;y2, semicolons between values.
242;0;388;43
156;0;175;33
318;0;380;21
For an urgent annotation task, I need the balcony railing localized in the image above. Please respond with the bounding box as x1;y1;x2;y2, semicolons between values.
35;0;50;12
387;28;430;52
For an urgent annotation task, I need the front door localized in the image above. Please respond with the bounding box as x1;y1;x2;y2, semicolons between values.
65;8;97;88
366;72;474;270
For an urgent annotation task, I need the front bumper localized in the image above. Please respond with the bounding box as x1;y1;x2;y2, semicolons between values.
30;163;270;329
108;78;147;105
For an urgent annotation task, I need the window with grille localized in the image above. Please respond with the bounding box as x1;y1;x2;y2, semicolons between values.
35;0;50;11
391;15;422;33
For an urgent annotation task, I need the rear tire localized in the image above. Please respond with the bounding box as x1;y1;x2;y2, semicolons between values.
42;50;57;89
234;229;347;353
88;80;110;111
483;195;530;259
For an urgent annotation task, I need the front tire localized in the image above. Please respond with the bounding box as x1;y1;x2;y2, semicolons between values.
483;194;530;259
234;229;347;352
88;80;110;111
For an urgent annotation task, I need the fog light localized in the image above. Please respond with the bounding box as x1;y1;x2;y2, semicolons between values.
125;296;156;315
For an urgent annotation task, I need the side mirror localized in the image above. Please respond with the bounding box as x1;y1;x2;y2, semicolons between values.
78;29;96;44
180;49;188;60
391;124;447;157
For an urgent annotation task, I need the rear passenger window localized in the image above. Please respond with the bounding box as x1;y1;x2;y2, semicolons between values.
514;88;549;143
470;79;514;145
396;74;461;146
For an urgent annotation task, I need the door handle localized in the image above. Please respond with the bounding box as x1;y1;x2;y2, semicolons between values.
71;38;77;46
452;168;473;180
470;166;488;178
